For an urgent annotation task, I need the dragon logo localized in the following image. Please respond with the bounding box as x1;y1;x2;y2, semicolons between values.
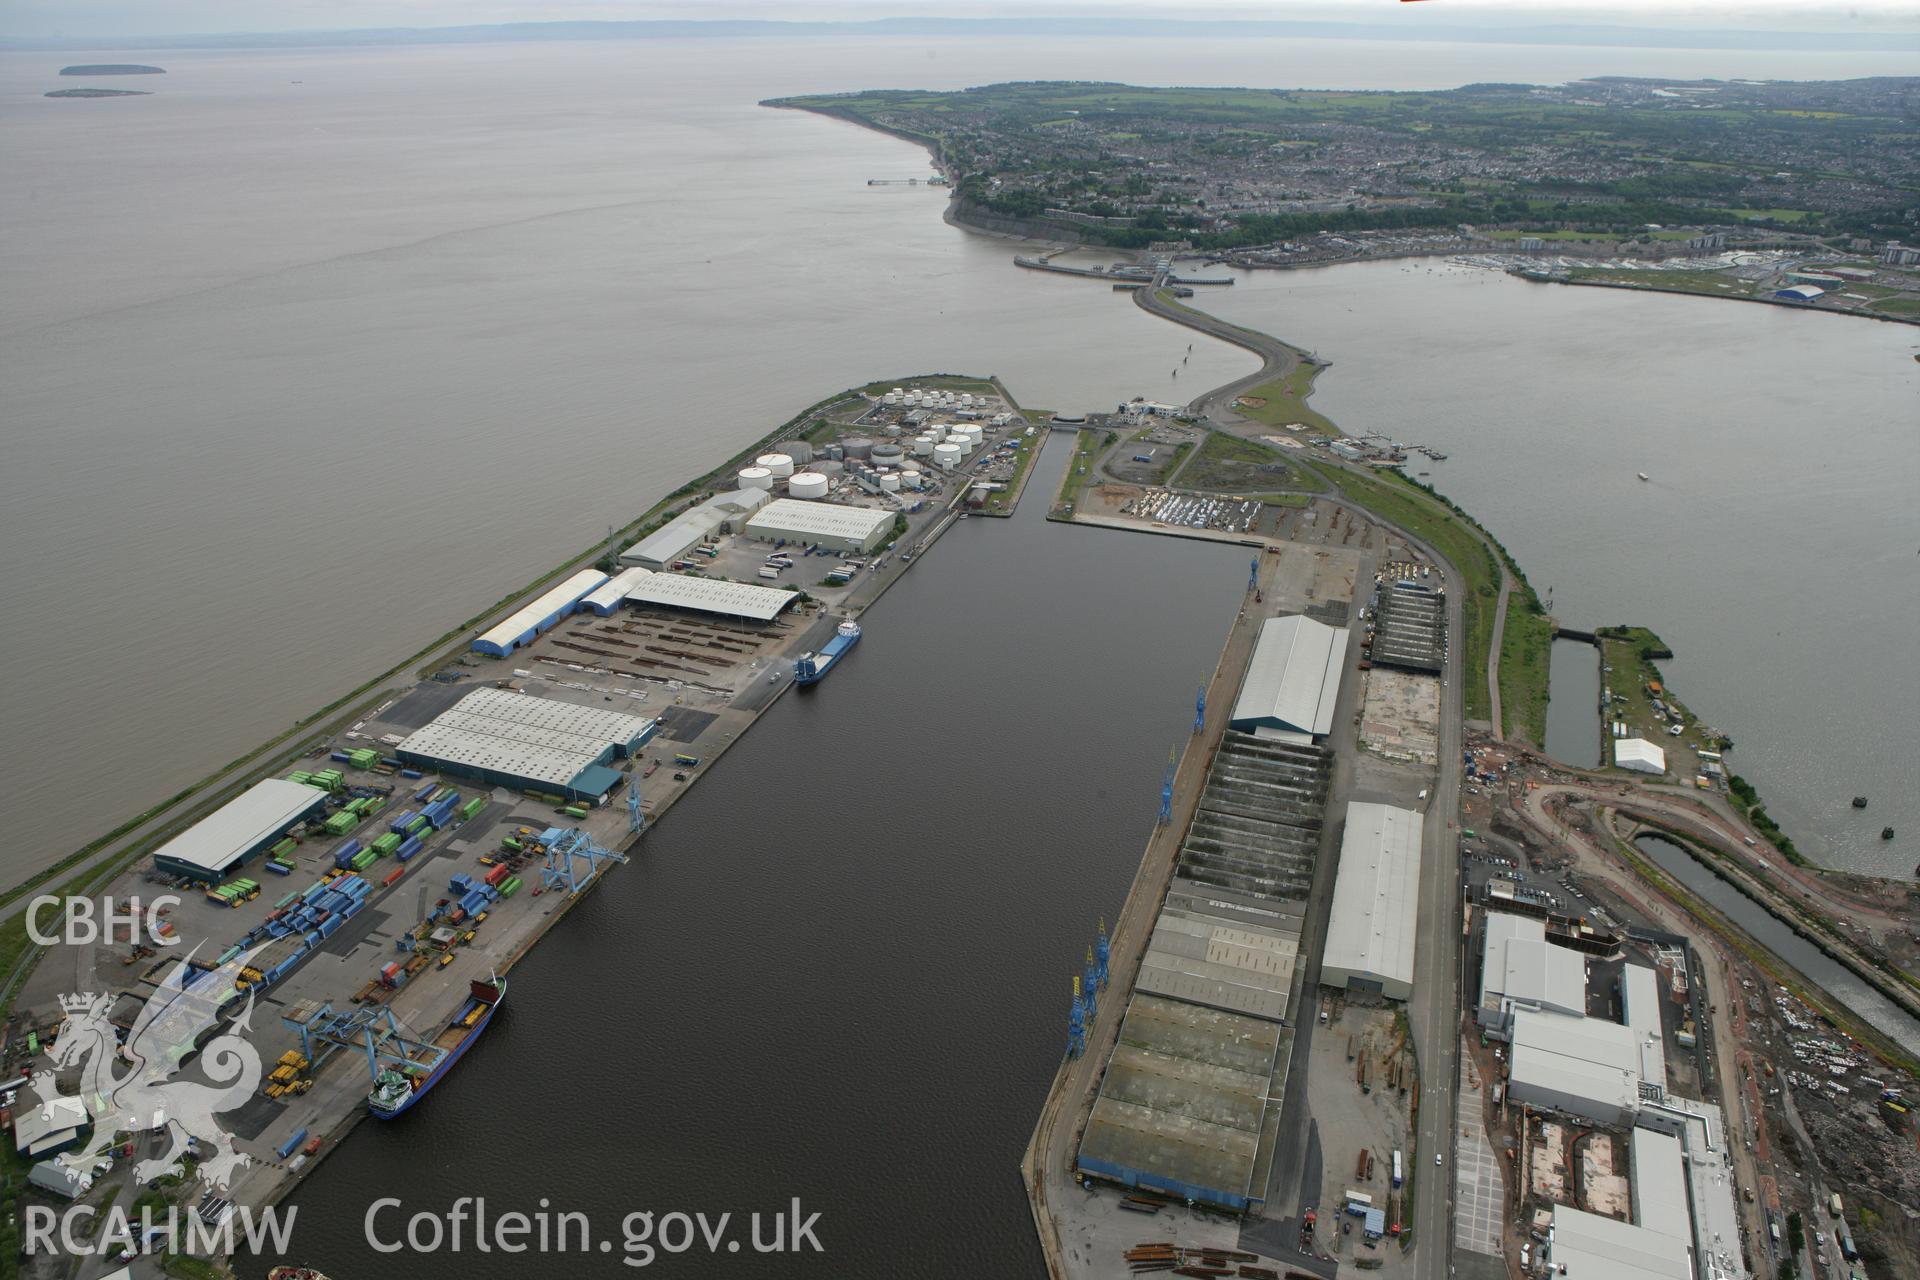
39;945;265;1193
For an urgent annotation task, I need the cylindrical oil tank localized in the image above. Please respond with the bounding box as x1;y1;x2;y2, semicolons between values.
933;442;963;469
871;442;904;464
776;439;814;465
883;392;902;405
737;466;774;490
900;470;924;490
842;437;874;461
926;425;947;443
911;435;935;457
879;473;901;493
812;458;844;476
756;452;795;478
788;472;830;500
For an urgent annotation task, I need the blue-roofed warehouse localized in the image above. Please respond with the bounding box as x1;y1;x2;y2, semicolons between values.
151;778;330;883
471;570;608;657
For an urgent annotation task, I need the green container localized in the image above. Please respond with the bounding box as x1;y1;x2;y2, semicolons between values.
323;811;358;835
270;838;297;858
350;849;377;871
364;796;388;815
499;877;522;899
407;816;431;836
460;797;485;819
561;805;589;819
501;837;522;852
288;771;311;784
273;890;300;910
434;787;458;803
372;832;402;855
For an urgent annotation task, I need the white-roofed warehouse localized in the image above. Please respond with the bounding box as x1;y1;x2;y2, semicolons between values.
582;566;796;623
1320;801;1423;999
150;778;330;883
744;498;894;554
1229;615;1347;743
619;489;772;570
396;687;657;802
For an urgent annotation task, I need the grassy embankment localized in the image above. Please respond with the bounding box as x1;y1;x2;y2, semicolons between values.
1230;363;1338;435
1054;429;1116;514
1307;463;1551;741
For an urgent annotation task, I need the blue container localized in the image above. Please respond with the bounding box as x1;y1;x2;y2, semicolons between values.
264;860;292;875
397;835;423;861
329;751;352;763
276;1129;308;1160
413;782;437;802
388;810;418;834
400;768;424;780
380;757;402;768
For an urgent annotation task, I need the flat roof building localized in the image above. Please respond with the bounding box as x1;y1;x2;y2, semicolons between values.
1478;912;1588;1039
620;489;772;570
1508;1008;1644;1126
1320;801;1423;1000
1615;738;1667;775
744;498;894;554
1622;963;1670;1094
395;687;656;803
150;778;330;883
1229;614;1347;742
1546;1204;1693;1280
472;569;609;657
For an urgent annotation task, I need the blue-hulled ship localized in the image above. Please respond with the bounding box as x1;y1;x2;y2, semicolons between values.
795;620;861;686
367;976;504;1118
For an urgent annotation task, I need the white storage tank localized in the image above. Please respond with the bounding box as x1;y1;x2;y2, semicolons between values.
776;439;814;465
911;435;935;457
737;466;774;490
870;442;905;465
879;473;901;493
883;392;902;405
926;426;947;443
756;452;795;478
900;470;924;490
933;442;963;469
788;472;830;500
842;437;874;461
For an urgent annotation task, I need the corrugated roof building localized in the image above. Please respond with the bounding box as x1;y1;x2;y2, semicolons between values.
1547;1204;1692;1280
583;565;796;623
1229;614;1347;743
1508;1008;1644;1125
472;569;609;657
620;489;773;570
744;498;895;553
395;687;656;802
1320;801;1424;1000
150;778;330;883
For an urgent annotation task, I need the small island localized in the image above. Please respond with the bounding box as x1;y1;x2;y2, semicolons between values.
59;64;165;75
46;87;151;99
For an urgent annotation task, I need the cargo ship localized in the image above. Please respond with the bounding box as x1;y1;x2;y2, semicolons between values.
794;620;861;686
367;976;504;1118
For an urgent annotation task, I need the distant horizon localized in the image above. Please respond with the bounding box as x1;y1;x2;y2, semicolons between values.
3;13;1917;53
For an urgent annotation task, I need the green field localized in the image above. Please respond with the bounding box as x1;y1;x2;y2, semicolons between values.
1231;363;1337;435
1054;429;1114;513
1179;429;1324;495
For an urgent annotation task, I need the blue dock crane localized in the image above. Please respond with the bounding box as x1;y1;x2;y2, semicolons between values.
1067;977;1086;1059
1095;919;1110;992
627;784;645;835
282;998;446;1087
536;825;627;896
1194;683;1207;735
1082;947;1099;1022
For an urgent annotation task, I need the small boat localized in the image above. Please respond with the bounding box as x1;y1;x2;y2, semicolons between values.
367;976;505;1118
1852;796;1869;809
1637;472;1650;482
1882;827;1896;841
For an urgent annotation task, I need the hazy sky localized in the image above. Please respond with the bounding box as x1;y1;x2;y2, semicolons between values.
4;0;1916;39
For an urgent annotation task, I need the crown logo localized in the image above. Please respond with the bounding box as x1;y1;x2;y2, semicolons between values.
59;991;101;1014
